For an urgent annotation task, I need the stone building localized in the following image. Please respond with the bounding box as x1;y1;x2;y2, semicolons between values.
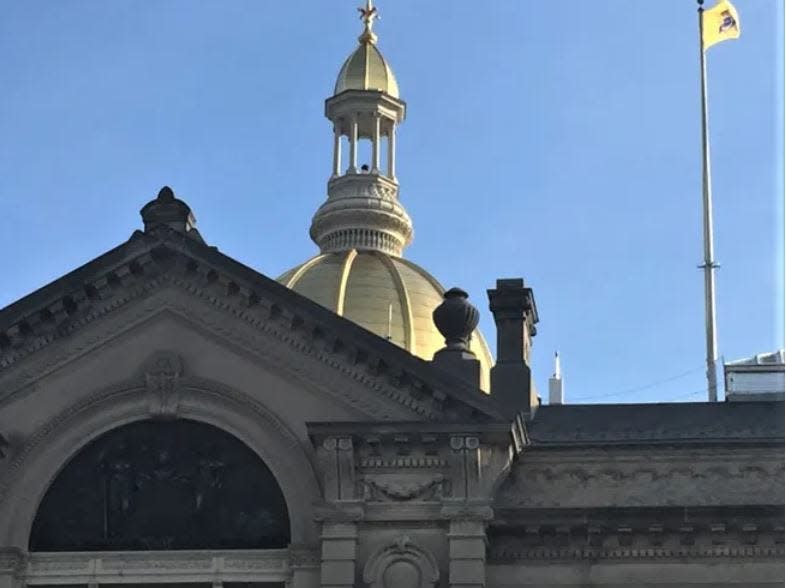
0;4;783;588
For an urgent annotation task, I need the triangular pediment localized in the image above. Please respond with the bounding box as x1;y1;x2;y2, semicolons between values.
0;228;506;423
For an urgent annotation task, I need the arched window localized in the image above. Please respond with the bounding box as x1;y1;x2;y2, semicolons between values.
30;419;290;551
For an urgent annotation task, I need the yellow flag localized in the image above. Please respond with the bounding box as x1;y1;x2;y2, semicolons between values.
703;0;741;50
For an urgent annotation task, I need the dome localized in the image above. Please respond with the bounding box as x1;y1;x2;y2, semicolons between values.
278;250;493;391
334;41;400;98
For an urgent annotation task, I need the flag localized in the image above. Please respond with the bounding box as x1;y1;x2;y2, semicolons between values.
703;0;741;50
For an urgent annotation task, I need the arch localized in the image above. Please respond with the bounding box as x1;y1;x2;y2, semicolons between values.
29;419;291;551
0;377;321;549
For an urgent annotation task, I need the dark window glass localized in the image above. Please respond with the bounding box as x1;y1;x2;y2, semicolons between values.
30;420;290;551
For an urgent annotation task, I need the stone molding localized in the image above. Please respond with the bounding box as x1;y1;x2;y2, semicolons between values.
21;549;292;584
489;543;785;562
310;176;413;256
440;503;495;523
363;535;439;588
0;370;321;548
497;457;785;508
0;548;26;575
0;283;418;422
313;502;366;523
489;515;785;562
0;237;503;423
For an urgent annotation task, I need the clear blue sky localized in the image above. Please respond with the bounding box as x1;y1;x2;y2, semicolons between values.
0;1;782;403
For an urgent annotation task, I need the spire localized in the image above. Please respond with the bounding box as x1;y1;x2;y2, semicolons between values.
549;351;564;405
358;0;379;44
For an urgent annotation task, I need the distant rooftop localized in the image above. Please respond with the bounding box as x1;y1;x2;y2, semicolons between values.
725;349;785;367
724;350;785;401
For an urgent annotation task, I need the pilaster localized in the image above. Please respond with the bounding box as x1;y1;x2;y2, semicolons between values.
314;435;363;587
319;522;358;588
447;518;488;588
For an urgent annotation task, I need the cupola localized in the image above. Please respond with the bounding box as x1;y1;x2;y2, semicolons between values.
278;2;495;391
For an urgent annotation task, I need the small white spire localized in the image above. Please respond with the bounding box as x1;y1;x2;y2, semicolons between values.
549;350;564;405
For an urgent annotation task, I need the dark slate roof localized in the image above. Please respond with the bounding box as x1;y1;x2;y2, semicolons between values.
526;401;785;445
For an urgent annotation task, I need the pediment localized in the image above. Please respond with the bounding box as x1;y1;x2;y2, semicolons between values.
0;228;506;423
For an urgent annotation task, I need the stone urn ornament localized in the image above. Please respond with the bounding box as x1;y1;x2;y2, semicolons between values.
432;287;479;352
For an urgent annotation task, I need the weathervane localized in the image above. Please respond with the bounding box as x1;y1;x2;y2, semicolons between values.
358;0;379;44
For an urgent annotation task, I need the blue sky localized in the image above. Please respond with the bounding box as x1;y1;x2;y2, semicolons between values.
0;1;782;403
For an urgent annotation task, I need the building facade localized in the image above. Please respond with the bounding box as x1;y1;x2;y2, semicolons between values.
0;5;783;588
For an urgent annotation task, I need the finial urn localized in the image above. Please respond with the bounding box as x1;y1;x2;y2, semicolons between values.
140;186;203;242
432;287;480;352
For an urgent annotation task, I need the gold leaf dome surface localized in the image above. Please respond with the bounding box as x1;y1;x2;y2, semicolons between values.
278;250;493;391
334;42;400;98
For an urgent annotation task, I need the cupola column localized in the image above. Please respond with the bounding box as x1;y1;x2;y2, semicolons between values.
332;124;342;178
348;116;359;174
372;113;381;173
387;122;397;179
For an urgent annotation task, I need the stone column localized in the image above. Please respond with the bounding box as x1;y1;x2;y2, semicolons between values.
371;114;381;173
348;117;358;174
332;124;342;178
387;122;396;179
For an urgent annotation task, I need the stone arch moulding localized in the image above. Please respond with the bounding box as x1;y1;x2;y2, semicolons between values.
0;352;322;548
363;535;439;588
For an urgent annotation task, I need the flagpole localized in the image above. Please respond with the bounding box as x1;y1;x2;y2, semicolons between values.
697;0;719;402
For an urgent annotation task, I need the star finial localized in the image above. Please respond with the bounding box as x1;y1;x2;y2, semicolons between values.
357;0;379;44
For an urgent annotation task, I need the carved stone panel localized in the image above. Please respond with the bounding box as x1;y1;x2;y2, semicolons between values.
363;536;439;588
144;351;183;419
360;474;448;502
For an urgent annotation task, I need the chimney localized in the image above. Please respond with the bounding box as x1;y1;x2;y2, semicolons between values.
548;351;563;405
487;278;539;415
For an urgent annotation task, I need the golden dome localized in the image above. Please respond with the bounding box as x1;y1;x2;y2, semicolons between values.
334;43;399;98
278;250;493;391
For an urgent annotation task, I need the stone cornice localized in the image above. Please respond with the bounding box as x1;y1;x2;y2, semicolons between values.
489;544;785;562
488;505;785;562
0;229;506;423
